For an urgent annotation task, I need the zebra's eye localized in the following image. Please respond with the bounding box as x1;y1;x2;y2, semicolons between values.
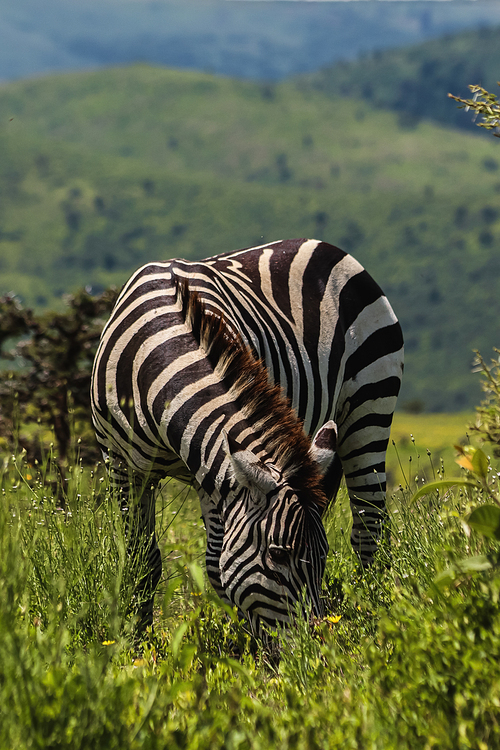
268;545;290;565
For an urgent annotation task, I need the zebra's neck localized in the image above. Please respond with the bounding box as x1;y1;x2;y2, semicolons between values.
167;277;326;513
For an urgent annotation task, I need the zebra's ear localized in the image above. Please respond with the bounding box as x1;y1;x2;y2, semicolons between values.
310;420;338;475
224;431;279;495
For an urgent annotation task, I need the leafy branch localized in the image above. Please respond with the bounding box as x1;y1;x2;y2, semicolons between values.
449;83;500;137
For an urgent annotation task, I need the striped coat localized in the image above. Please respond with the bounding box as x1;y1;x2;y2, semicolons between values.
91;239;403;636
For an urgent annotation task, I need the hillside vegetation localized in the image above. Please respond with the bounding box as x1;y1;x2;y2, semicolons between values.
1;65;500;410
299;25;500;133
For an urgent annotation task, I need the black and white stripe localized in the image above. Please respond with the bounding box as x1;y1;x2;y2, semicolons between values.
91;239;403;636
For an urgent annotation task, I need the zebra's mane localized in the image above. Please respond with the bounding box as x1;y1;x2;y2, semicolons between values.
176;277;327;514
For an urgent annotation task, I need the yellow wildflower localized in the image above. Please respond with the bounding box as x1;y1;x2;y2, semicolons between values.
325;614;342;624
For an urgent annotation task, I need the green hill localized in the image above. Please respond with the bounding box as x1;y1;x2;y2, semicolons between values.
1;64;499;412
3;64;499;188
297;25;500;133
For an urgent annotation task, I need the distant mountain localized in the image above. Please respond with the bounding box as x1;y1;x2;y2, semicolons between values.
2;0;500;82
298;25;500;133
1;65;500;411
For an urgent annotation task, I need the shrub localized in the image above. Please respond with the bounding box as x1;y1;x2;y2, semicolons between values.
0;287;118;466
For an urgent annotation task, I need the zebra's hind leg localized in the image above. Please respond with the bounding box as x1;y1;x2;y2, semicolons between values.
107;459;162;634
349;475;391;568
350;501;385;568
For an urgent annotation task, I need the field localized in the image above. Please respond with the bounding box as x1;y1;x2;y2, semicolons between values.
388;411;476;488
1;410;500;749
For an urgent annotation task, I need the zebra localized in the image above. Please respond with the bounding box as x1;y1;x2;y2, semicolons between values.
91;238;404;638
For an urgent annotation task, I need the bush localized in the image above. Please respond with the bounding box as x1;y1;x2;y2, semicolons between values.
0;287;118;466
471;349;500;456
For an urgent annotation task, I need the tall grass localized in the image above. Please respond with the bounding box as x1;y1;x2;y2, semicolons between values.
1;446;500;749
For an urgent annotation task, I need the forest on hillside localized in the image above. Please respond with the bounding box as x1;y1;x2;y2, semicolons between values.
1;58;499;412
300;25;500;134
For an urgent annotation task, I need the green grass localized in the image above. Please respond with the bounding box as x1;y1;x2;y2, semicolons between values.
2;438;500;749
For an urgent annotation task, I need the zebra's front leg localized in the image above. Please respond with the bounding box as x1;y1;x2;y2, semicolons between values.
129;480;162;632
197;488;233;607
109;461;162;632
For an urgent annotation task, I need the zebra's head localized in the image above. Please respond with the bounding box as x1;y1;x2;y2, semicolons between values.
218;423;337;639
